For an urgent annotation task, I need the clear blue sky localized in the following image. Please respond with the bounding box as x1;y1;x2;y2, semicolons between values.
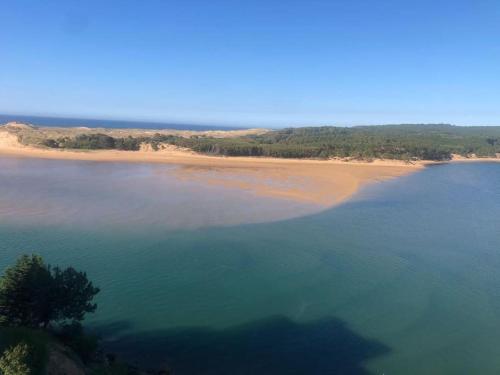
1;0;500;127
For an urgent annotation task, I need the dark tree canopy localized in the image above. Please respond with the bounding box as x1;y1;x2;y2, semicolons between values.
0;255;99;328
51;266;100;323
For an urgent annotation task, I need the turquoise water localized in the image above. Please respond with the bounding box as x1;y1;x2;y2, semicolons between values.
1;158;500;374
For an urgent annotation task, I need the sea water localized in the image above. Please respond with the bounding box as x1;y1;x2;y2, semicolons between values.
1;157;499;374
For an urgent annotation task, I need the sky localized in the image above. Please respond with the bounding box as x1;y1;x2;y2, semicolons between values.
1;0;500;127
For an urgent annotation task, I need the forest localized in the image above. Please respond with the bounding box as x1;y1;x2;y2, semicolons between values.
42;124;500;161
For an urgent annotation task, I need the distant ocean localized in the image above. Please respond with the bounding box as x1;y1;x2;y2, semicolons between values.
0;114;245;131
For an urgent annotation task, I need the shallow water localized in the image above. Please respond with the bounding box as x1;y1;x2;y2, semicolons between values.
1;158;500;374
0;157;319;230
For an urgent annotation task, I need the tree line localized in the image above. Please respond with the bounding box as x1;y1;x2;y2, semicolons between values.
41;124;500;161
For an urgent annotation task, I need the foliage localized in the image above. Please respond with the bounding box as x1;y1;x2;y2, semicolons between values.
0;255;52;328
0;342;32;375
113;136;143;151
164;124;500;160
50;266;100;323
0;327;51;375
44;134;143;151
0;255;100;329
40;124;500;161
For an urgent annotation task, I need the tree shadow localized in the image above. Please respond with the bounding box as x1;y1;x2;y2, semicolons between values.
89;316;390;374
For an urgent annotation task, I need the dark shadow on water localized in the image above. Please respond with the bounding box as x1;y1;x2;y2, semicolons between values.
89;316;390;375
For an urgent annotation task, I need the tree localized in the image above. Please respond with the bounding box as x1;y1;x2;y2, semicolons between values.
51;266;100;324
0;343;32;375
0;255;52;328
0;255;99;328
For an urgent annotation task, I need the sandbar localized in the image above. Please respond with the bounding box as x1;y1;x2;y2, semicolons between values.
0;128;428;206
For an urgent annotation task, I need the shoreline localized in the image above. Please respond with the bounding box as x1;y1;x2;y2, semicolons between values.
1;128;498;207
0;129;421;207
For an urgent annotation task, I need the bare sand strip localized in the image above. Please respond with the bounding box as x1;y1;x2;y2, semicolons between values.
0;130;424;206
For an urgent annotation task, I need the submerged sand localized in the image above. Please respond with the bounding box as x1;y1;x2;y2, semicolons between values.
0;128;426;206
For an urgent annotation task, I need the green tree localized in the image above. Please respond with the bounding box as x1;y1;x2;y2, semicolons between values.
0;255;52;328
0;342;32;375
51;266;100;324
0;255;100;328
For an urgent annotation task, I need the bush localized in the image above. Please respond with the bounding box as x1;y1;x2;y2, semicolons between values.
0;327;51;374
0;342;32;375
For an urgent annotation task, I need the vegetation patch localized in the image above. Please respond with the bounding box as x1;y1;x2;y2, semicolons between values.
39;124;500;161
43;134;144;151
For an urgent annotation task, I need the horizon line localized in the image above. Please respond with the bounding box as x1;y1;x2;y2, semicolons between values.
1;111;499;129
